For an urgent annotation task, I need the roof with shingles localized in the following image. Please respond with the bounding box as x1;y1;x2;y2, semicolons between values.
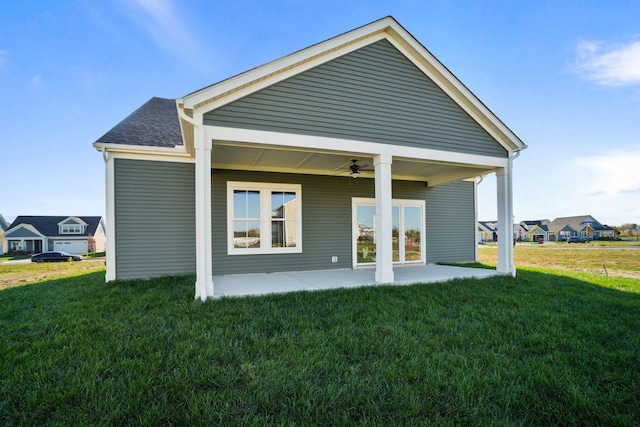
547;215;601;233
95;97;182;148
7;216;104;238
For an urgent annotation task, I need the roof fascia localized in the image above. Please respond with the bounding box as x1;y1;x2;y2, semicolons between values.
93;142;191;158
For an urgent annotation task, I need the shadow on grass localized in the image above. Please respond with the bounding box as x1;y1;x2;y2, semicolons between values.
1;269;639;425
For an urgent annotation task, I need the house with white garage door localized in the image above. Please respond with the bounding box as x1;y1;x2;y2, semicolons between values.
4;216;106;254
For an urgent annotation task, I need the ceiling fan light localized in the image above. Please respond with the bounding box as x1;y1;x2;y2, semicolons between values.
350;171;359;178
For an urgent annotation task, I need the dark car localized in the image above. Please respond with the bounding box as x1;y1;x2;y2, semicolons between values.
567;236;589;243
31;251;83;263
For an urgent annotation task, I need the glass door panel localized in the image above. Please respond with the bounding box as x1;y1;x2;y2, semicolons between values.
392;206;400;262
404;206;422;261
356;205;376;264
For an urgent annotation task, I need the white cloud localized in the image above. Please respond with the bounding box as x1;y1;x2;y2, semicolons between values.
575;148;640;196
119;0;203;67
576;39;640;86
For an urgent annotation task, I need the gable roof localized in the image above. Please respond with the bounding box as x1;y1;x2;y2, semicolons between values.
179;16;526;154
4;223;46;239
547;215;602;233
95;97;182;148
8;216;104;238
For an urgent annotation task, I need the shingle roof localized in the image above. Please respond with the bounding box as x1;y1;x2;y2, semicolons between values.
95;97;182;148
547;215;602;233
8;216;103;238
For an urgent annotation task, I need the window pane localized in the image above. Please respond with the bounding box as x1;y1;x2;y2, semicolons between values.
271;220;297;248
233;220;261;248
271;191;296;219
234;190;260;219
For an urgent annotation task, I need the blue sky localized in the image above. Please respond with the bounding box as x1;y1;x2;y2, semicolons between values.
1;0;639;226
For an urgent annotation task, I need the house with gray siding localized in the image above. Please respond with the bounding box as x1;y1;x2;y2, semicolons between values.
4;216;106;254
94;17;526;300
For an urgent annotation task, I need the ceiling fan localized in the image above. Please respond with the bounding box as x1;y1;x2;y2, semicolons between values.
346;159;375;178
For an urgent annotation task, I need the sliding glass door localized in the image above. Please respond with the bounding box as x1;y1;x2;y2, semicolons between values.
353;198;425;266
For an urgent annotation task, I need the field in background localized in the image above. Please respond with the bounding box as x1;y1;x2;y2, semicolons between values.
479;241;640;279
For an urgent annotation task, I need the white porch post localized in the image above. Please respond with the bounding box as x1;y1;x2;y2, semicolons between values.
374;154;394;283
194;114;214;301
104;152;116;282
496;161;516;276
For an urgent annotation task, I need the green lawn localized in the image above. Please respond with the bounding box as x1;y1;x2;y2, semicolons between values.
1;268;639;425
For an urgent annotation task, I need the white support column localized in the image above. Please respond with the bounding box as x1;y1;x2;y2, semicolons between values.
496;161;516;276
104;153;116;282
374;154;394;283
194;115;214;301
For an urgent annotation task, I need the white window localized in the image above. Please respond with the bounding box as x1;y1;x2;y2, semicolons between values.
227;182;302;255
61;224;82;234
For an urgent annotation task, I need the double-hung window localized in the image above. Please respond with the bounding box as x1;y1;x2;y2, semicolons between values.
227;182;302;255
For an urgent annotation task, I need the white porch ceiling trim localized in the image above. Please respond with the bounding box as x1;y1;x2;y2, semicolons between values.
205;126;510;169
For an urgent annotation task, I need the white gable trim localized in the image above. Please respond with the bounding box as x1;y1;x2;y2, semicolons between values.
180;17;526;154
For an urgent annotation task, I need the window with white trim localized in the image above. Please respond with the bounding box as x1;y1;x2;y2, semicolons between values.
60;224;83;234
227;182;302;255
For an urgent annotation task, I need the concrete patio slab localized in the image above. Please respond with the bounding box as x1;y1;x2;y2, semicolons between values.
213;264;501;298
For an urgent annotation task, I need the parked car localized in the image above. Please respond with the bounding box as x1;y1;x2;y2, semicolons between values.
567;237;590;243
31;251;83;263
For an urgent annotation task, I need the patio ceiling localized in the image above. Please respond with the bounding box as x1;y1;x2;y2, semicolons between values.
211;141;495;186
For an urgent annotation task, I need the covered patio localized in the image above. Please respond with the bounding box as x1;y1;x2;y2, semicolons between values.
213;264;501;298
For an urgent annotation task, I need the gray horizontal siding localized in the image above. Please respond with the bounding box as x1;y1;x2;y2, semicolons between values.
425;181;476;263
205;39;506;158
212;171;476;275
6;228;42;238
115;159;196;279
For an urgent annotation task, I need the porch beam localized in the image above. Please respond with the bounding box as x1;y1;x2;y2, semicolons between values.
496;162;515;276
374;154;394;283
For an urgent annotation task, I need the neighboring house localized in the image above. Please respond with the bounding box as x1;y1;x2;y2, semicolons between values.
547;215;615;241
94;17;526;300
513;223;529;241
520;220;551;242
0;214;9;254
5;216;106;254
478;221;498;243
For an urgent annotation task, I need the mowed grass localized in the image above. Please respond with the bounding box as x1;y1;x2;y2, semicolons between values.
1;266;640;425
0;260;105;290
480;242;640;279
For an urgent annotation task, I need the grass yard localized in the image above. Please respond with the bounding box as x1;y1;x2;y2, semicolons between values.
0;259;106;290
1;262;639;425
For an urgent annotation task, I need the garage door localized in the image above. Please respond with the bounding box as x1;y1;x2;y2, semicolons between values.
54;240;88;254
